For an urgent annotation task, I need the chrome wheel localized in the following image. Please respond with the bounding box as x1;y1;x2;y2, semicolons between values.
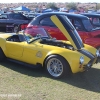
47;58;63;77
14;26;18;33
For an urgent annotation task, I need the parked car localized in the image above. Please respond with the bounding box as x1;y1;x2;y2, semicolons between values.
25;12;100;52
0;14;99;78
23;13;35;20
23;13;42;20
81;13;100;28
0;12;31;32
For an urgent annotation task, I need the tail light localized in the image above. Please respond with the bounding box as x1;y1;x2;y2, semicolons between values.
21;24;28;30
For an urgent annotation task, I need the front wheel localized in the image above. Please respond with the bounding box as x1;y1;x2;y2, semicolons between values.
45;55;71;79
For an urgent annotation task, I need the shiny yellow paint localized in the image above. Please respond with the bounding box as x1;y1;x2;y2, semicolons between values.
65;40;97;56
0;34;97;73
50;15;78;49
0;16;98;74
84;44;97;55
0;33;12;38
50;15;98;69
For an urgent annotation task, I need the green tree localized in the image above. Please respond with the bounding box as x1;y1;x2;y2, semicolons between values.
66;2;77;10
46;3;58;10
96;3;100;10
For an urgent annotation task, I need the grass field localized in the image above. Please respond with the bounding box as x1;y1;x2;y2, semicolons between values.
0;60;100;100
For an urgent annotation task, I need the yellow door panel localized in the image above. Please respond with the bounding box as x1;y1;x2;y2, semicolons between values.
22;42;44;64
6;41;24;58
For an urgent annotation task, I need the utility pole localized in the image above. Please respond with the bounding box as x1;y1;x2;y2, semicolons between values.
96;3;97;11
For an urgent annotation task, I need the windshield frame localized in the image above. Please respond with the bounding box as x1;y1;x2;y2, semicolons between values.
23;27;50;43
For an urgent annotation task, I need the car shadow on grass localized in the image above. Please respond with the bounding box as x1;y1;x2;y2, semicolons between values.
0;60;100;93
0;60;47;77
59;68;100;93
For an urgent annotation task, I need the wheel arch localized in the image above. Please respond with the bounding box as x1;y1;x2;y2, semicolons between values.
0;47;3;51
13;24;20;33
43;54;72;73
13;23;19;26
0;47;5;54
0;47;6;60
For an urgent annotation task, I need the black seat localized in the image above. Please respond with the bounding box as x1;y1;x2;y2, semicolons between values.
18;34;25;42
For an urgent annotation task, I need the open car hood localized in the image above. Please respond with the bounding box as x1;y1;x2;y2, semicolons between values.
50;15;84;50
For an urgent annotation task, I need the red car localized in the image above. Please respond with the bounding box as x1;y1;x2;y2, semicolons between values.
82;13;100;28
22;12;100;52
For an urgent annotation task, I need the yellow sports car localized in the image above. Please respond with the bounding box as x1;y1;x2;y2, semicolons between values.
0;15;100;78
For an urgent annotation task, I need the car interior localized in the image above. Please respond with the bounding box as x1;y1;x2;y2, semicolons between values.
6;34;25;42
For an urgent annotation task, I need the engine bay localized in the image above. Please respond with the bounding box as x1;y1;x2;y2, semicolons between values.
40;38;75;50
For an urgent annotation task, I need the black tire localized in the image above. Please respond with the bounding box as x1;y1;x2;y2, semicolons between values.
13;26;18;33
0;48;6;62
45;55;71;79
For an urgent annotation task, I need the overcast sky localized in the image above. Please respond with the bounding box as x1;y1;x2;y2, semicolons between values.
0;0;100;3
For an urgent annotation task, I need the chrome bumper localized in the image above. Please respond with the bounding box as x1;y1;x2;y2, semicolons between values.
96;56;100;63
84;56;100;71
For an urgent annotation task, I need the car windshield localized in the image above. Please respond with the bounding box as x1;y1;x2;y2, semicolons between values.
23;27;50;43
82;19;93;31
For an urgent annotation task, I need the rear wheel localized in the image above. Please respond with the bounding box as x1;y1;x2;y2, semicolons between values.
45;55;71;78
13;26;18;33
0;48;6;62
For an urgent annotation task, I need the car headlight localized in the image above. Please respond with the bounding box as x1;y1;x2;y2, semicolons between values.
96;50;99;57
80;56;84;64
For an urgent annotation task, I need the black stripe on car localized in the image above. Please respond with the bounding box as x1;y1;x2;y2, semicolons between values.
78;49;94;59
57;15;84;50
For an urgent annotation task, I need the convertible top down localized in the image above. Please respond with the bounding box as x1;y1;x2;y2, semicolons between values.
0;14;100;78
